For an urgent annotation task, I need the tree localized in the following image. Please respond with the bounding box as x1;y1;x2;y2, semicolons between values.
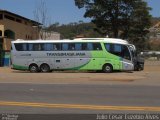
48;22;101;39
34;0;51;39
75;0;152;51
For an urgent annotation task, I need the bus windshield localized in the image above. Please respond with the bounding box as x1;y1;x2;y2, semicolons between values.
128;45;137;59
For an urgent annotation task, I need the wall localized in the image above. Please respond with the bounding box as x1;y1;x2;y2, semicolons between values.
0;19;38;40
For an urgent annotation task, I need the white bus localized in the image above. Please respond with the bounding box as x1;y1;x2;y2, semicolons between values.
11;38;143;73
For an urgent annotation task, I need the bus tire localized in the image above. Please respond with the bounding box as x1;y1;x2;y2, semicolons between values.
103;64;113;73
29;64;39;73
40;64;50;73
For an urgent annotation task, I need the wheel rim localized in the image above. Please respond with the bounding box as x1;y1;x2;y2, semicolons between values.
41;65;49;72
105;66;111;72
30;66;37;72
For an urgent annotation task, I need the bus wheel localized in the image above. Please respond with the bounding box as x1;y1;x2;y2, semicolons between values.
103;64;113;73
40;64;50;73
29;64;39;73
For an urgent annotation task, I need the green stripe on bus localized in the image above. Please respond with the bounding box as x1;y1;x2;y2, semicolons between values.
13;64;28;70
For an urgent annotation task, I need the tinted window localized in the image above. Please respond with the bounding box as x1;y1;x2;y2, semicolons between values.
54;43;61;51
114;44;122;52
44;43;54;51
75;43;82;50
87;43;93;50
68;43;75;50
15;42;102;51
87;43;102;50
22;44;27;51
15;43;27;51
62;43;76;51
15;43;23;51
113;44;122;56
44;43;61;51
105;44;110;52
62;43;68;51
28;43;44;51
28;44;33;51
82;43;88;50
121;45;131;60
93;43;102;50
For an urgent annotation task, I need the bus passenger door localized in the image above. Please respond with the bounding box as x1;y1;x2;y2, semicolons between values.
91;51;104;70
82;50;104;70
87;43;104;70
121;46;134;71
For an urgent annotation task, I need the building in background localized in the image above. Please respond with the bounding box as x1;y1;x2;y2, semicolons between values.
149;21;160;39
40;30;60;40
0;10;41;66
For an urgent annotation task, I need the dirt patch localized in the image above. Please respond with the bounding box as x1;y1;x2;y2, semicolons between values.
0;67;13;73
144;60;160;72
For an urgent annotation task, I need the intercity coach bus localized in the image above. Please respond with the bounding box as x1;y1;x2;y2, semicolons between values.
11;38;144;73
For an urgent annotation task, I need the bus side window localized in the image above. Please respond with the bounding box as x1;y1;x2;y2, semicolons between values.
75;43;82;50
15;43;27;51
28;44;33;51
33;44;39;51
68;43;75;50
105;43;111;52
110;44;122;57
22;44;27;51
87;43;93;50
15;43;23;51
93;43;102;50
40;44;44;51
105;43;122;57
53;44;57;50
82;43;88;50
31;44;37;51
33;44;43;51
62;43;68;51
45;43;54;51
55;43;61;51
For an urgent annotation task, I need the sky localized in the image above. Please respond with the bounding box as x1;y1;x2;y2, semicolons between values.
0;0;160;25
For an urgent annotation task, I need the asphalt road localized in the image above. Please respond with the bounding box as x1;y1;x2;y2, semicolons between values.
0;83;160;114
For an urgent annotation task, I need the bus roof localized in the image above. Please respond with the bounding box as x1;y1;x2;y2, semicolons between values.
12;38;129;44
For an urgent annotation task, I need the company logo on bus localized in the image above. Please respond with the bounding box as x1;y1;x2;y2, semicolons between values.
47;52;86;57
